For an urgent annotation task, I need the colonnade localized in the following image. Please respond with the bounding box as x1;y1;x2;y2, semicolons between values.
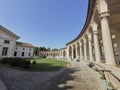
60;0;120;67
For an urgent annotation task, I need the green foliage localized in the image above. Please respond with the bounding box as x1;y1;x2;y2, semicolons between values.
34;47;51;56
34;47;39;56
52;48;59;51
31;61;36;68
10;58;21;66
0;58;11;64
20;60;31;69
0;58;31;69
0;58;68;71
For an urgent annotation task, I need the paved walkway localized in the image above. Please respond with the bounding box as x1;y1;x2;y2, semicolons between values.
0;79;8;90
35;61;105;90
0;67;67;90
89;60;120;81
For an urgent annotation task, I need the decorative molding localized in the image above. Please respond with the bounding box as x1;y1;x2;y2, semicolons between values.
100;10;110;18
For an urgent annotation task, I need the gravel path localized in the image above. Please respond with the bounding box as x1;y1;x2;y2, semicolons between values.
0;67;66;90
35;61;106;90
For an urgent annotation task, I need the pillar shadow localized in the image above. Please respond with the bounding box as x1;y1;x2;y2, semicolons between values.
34;67;79;90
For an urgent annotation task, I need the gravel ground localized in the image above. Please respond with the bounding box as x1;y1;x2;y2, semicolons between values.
35;61;106;90
0;61;106;90
0;67;67;90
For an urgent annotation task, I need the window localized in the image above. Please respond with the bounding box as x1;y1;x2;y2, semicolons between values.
2;47;8;56
28;52;31;56
22;52;24;56
14;51;17;56
4;40;10;44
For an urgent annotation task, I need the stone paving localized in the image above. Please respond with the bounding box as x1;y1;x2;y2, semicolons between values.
89;61;120;80
35;61;106;90
0;67;67;90
0;79;8;90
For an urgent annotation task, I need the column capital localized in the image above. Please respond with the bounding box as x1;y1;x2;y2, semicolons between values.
100;10;110;18
88;33;92;41
93;31;98;34
80;42;82;47
88;38;92;42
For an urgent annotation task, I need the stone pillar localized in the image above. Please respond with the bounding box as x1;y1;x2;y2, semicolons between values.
76;44;78;59
66;46;69;60
62;50;63;59
83;38;87;60
71;46;74;60
100;12;116;66
88;37;93;61
80;42;82;60
93;31;101;62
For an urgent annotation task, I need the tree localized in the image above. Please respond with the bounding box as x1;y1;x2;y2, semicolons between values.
47;47;51;51
52;48;59;51
34;47;39;56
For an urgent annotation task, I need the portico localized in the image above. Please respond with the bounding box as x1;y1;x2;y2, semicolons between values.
60;0;120;67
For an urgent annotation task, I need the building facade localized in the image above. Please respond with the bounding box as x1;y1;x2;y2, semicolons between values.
0;25;34;58
39;50;60;59
59;48;67;59
60;0;120;67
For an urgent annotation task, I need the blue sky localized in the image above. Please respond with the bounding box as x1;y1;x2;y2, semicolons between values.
0;0;88;49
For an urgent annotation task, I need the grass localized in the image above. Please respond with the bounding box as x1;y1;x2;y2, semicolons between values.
31;58;69;71
0;58;69;71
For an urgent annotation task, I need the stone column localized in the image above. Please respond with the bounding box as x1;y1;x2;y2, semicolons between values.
100;12;116;66
62;50;63;59
80;42;82;60
76;44;78;59
83;38;87;60
93;31;101;62
71;46;74;60
88;38;93;61
66;46;69;60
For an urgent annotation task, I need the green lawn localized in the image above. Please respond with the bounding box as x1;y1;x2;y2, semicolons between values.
0;58;69;71
31;58;69;71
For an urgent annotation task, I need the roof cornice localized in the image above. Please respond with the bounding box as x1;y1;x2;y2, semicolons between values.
0;25;20;39
66;0;96;45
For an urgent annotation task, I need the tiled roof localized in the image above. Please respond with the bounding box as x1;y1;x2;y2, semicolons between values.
16;41;34;48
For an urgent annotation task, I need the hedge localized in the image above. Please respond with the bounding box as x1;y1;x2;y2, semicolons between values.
0;58;33;69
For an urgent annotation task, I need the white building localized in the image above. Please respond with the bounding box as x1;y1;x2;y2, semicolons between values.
0;25;34;58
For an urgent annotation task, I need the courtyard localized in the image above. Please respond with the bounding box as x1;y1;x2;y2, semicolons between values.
0;59;107;90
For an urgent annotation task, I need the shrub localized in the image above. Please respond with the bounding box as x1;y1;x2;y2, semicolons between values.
0;58;31;69
10;58;21;66
0;58;12;64
31;61;36;68
20;59;31;69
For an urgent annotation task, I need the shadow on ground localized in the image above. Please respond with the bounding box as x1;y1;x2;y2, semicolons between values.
34;67;79;90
